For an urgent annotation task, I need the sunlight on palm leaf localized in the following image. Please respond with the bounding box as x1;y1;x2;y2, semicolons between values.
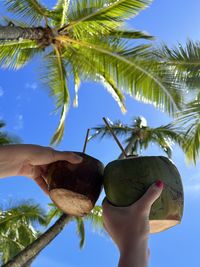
156;40;200;90
58;35;182;114
0;40;40;69
41;46;70;145
0;201;46;264
64;0;152;38
0;0;185;144
4;0;52;24
52;0;70;27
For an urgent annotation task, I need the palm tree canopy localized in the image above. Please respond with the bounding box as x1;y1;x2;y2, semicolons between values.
0;201;46;264
90;116;185;158
0;0;184;144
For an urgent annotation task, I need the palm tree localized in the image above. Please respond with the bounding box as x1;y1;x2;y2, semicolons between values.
155;40;200;163
0;0;184;144
0;201;46;266
90;116;185;158
2;204;103;267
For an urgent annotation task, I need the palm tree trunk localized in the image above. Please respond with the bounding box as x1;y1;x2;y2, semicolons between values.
3;214;71;267
0;26;46;40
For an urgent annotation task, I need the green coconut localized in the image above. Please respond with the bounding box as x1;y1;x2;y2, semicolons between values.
103;156;184;233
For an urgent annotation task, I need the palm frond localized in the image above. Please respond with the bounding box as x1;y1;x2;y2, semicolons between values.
65;0;152;37
73;67;81;107
90;121;131;140
170;98;200;163
41;46;70;145
0;39;41;70
108;29;154;40
156;40;200;89
0;201;44;264
75;217;85;249
85;206;104;232
97;74;127;113
46;203;63;226
52;0;71;27
3;0;52;24
0;202;46;227
59;36;182;114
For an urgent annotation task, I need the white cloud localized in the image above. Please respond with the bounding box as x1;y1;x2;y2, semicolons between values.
13;114;24;130
25;82;38;90
0;86;4;97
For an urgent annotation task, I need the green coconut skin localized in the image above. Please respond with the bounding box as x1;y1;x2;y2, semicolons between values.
103;156;184;223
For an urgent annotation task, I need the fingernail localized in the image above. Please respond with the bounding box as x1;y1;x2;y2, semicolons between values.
155;180;164;189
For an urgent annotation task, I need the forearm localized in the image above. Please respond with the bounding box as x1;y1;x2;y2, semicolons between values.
0;144;34;178
118;238;149;267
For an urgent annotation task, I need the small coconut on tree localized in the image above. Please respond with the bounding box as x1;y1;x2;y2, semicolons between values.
0;0;184;144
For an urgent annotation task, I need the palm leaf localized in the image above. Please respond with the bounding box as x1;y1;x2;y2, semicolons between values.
59;36;182;114
85;206;104;233
97;74;127;113
3;0;52;24
46;203;63;226
156;40;200;90
64;0;152;38
0;203;46;227
52;0;71;27
75;217;85;249
90;117;185;157
41;46;70;145
0;201;46;263
170;98;200;163
0;39;41;70
73;67;81;107
64;44;127;113
108;29;154;40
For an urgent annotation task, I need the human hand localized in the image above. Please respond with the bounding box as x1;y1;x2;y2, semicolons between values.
0;144;82;194
102;180;164;267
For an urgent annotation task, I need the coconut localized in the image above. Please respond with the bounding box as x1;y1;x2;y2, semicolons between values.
103;156;184;233
47;152;104;217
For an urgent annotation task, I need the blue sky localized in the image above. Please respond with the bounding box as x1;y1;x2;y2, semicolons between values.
1;0;200;266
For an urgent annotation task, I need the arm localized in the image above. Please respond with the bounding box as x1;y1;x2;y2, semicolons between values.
102;180;164;267
0;144;82;194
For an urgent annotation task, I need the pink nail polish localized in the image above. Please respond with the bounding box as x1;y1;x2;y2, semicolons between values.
155;180;164;189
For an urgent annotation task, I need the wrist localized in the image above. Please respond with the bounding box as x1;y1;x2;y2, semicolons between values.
118;237;149;267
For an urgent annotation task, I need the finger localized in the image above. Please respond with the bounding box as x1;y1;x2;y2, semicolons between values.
136;180;164;210
50;150;83;164
34;176;49;195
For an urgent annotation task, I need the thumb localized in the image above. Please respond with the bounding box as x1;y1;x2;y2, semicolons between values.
136;180;164;210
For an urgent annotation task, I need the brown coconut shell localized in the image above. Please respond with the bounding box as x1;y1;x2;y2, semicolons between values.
47;152;104;216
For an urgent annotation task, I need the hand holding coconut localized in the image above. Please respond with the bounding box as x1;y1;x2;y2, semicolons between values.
0;144;83;194
102;181;164;267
